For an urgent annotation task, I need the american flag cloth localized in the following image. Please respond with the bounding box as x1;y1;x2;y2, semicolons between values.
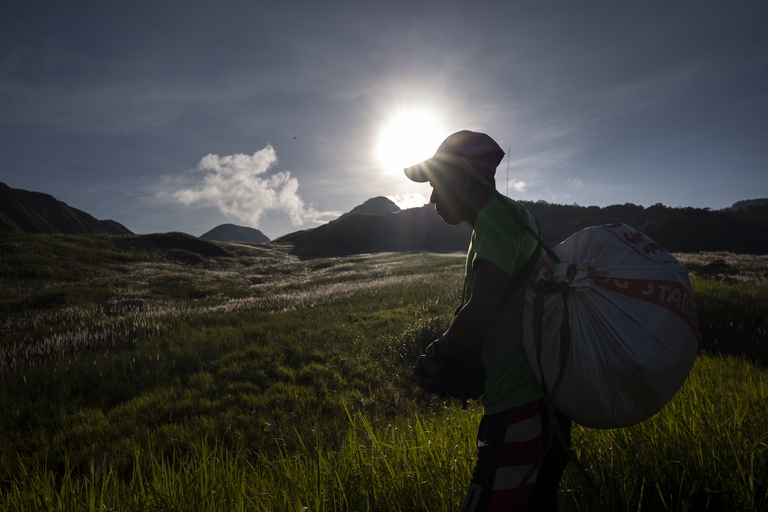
461;399;568;512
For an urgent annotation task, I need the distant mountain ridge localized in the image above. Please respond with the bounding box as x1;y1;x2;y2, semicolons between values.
274;196;472;258
199;224;270;243
522;199;768;254
336;196;401;220
0;182;132;234
3;180;766;257
276;196;768;257
727;198;768;211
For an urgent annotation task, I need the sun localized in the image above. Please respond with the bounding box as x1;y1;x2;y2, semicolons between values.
375;109;447;176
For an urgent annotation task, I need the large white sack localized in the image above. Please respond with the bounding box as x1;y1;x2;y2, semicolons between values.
523;222;699;429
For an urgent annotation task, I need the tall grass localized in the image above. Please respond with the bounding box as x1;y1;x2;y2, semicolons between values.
1;405;480;512
564;353;768;511
1;236;767;510
3;353;766;511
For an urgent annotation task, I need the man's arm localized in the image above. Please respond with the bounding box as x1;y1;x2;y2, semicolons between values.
410;258;512;388
436;258;511;356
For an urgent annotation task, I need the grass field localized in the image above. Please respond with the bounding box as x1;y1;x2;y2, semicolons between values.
1;233;767;511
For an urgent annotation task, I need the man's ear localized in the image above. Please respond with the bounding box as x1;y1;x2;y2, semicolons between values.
461;172;485;197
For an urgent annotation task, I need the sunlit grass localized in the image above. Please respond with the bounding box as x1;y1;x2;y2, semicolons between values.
1;235;464;374
0;235;766;510
675;251;768;287
3;354;766;511
564;353;768;511
2;405;481;512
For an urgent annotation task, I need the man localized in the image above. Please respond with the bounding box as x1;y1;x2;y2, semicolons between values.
405;130;570;512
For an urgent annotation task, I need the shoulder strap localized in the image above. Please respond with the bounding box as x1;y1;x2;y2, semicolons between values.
449;154;561;265
502;240;542;303
457;237;542;314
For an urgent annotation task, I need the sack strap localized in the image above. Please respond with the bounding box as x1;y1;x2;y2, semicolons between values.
509;278;600;506
503;240;542;303
457;238;542;314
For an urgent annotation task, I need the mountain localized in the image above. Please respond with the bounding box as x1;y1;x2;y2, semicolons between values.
522;200;768;254
274;199;471;258
0;182;132;234
336;196;401;220
276;196;768;258
727;198;768;211
199;224;270;243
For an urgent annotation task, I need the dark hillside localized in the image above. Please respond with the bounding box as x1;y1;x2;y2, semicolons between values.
277;214;399;258
0;182;131;234
199;224;270;243
0;232;232;284
732;203;768;222
388;206;472;252
337;196;400;220
728;198;768;211
276;204;471;258
115;232;231;263
279;198;768;258
522;201;768;254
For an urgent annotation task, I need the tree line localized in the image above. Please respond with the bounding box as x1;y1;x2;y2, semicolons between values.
523;201;768;254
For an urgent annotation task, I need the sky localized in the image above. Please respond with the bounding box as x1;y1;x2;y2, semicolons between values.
2;1;767;240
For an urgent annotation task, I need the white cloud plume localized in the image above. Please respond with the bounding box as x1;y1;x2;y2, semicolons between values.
171;145;317;228
387;193;428;210
509;180;527;193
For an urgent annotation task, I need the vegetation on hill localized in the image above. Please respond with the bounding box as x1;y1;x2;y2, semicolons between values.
3;178;766;258
335;196;400;220
275;204;473;258
0;182;132;235
728;198;768;211
0;233;767;510
280;198;768;258
199;223;270;243
524;200;768;254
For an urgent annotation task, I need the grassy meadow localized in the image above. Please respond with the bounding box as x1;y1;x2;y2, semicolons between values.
0;233;767;511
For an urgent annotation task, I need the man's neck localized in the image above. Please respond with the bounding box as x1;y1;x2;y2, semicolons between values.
464;191;494;227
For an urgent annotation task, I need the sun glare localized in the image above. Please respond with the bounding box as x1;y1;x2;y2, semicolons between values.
376;109;446;175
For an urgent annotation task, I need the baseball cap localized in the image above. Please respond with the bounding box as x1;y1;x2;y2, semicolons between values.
403;130;505;184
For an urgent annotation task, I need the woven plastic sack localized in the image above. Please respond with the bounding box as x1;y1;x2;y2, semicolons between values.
523;223;698;429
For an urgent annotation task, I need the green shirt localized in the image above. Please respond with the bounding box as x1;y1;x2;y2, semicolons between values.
466;197;544;415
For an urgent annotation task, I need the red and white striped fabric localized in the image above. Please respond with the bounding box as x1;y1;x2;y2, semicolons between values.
523;223;699;429
488;403;543;509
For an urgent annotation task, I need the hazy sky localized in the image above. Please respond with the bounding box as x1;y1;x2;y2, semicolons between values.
2;1;767;239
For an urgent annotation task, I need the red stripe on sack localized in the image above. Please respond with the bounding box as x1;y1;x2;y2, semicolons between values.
488;484;536;512
592;277;699;335
532;259;698;335
497;436;543;467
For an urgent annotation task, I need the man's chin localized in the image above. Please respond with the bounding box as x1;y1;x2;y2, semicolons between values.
437;212;461;226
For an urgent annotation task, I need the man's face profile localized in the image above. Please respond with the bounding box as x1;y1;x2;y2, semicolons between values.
429;170;468;226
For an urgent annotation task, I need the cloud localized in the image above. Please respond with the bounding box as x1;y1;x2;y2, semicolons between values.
388;193;428;210
499;177;527;194
170;145;317;228
510;180;527;193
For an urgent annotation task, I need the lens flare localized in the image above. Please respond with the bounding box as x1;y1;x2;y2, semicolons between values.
376;109;446;176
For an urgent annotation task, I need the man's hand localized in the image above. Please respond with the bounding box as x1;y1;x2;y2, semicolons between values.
410;355;443;391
